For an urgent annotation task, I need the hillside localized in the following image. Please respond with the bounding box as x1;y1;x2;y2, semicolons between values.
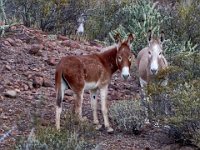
0;25;197;150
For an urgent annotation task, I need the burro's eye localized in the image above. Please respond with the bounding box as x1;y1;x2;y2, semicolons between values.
159;52;162;55
128;56;132;62
118;56;122;62
148;51;151;55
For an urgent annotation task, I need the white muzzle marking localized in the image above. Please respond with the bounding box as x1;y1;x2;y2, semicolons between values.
150;60;158;75
121;66;130;80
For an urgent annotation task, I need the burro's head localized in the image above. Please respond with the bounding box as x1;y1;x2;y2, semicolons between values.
147;30;165;75
115;33;135;80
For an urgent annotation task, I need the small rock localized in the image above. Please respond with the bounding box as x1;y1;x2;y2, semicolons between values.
32;68;40;72
0;96;4;101
4;90;17;98
61;40;71;47
34;50;43;57
46;56;56;66
28;82;33;89
23;84;29;91
24;44;31;51
27;74;32;79
33;76;44;88
41;120;49;126
70;41;80;49
15;39;23;46
5;65;11;71
65;90;73;96
15;89;21;93
6;38;16;46
3;40;11;47
4;79;12;86
27;95;34;100
50;41;57;47
10;25;16;31
135;93;141;100
43;78;52;87
58;35;68;41
61;40;80;49
29;44;43;55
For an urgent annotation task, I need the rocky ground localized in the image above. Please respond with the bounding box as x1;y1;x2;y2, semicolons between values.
0;25;198;150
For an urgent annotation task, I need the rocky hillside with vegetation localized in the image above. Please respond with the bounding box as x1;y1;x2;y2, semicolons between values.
0;0;200;150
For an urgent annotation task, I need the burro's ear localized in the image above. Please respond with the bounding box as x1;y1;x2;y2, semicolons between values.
147;29;152;43
114;33;121;43
127;33;135;45
160;30;165;43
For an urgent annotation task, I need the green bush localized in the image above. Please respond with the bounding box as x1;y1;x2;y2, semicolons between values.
16;128;86;150
170;52;200;78
85;0;130;40
16;112;96;150
109;100;145;134
145;52;200;147
108;0;169;53
16;138;48;150
159;0;200;53
107;0;200;56
173;1;200;47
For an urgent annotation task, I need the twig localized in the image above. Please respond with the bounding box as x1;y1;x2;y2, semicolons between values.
0;125;17;143
0;23;19;37
25;128;35;150
27;128;35;141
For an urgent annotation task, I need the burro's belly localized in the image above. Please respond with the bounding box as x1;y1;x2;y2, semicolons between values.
84;81;99;90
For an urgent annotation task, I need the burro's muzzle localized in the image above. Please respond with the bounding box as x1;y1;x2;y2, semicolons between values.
150;60;159;75
121;66;130;80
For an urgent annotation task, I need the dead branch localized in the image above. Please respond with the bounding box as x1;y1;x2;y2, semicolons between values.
0;126;17;143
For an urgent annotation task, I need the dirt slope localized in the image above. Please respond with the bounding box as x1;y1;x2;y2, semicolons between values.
0;25;197;150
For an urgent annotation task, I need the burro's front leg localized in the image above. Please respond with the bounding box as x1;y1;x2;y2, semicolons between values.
139;77;150;124
100;85;114;133
90;89;102;130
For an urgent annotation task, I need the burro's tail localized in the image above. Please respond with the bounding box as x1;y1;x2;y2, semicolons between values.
55;66;62;107
55;63;71;130
55;64;64;130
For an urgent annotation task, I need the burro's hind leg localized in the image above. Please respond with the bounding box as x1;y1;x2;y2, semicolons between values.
56;78;68;130
74;89;87;121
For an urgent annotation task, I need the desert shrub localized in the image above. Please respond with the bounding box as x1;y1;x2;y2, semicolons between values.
146;79;200;147
108;0;170;53
85;0;132;40
170;52;200;78
16;138;48;150
16;112;96;150
106;0;200;57
16;128;86;150
145;52;200;147
167;80;200;147
62;112;96;139
173;1;200;48
159;0;200;53
109;100;145;134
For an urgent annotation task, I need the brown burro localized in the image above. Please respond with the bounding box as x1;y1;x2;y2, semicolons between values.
55;34;135;133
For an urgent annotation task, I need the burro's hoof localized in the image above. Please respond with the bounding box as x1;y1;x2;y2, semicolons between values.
56;128;61;132
80;116;88;122
106;127;114;134
95;124;103;131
